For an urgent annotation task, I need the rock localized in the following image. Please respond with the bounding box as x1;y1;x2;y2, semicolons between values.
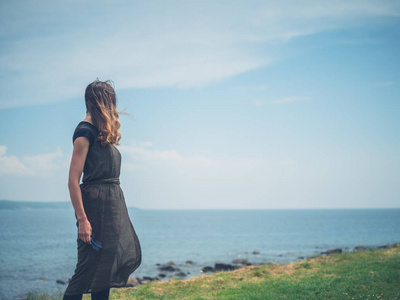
202;266;214;272
232;259;249;264
378;245;388;249
176;271;186;277
158;265;180;272
143;276;154;281
252;250;260;254
135;277;152;285
125;277;140;287
155;263;161;266
214;262;241;272
297;256;305;260
56;279;67;285
321;248;342;255
157;261;179;272
185;260;194;265
354;246;369;251
153;276;161;281
158;273;167;278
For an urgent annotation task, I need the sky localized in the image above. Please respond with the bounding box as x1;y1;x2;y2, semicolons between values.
0;0;399;209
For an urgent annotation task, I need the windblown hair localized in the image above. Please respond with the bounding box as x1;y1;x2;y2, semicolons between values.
85;79;132;147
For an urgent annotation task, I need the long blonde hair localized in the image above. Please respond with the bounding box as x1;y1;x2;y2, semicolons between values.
84;79;132;146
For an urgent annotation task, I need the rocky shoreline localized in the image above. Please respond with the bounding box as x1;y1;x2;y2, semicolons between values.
56;243;397;288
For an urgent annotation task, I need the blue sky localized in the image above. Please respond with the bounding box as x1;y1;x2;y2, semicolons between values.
0;1;399;209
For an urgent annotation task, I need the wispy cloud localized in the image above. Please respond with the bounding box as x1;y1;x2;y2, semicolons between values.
271;96;310;105
22;146;68;173
0;146;34;175
1;1;399;108
120;142;211;169
0;145;67;176
139;141;153;148
377;81;396;87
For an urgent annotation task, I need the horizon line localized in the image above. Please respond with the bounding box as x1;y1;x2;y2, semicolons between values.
1;200;399;210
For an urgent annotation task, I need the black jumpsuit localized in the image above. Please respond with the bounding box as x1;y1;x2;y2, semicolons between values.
64;121;142;295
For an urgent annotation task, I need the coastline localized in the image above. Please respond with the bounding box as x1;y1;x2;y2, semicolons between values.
123;241;398;287
27;241;400;299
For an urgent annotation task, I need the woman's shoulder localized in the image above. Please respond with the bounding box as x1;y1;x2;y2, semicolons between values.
74;121;98;133
72;121;98;147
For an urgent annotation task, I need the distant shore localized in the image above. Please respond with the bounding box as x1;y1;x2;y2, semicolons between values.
0;200;140;210
2;200;400;210
0;200;71;210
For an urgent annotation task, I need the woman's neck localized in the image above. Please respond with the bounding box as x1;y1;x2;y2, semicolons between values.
83;113;94;126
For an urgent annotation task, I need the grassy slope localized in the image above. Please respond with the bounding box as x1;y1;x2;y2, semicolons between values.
27;243;400;300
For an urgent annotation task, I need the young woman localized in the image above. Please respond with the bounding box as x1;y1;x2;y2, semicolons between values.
63;79;142;300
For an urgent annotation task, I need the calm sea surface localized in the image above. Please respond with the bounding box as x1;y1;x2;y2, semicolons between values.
0;208;399;299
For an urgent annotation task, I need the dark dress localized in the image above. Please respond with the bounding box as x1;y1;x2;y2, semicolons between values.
64;121;142;295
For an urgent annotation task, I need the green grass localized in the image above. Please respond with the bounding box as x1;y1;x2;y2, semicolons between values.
25;243;400;300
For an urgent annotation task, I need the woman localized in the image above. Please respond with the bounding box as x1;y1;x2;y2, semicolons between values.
63;79;142;300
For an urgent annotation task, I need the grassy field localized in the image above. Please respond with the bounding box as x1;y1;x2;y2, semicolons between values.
26;243;400;300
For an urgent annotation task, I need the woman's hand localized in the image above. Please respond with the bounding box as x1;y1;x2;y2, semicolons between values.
78;218;92;244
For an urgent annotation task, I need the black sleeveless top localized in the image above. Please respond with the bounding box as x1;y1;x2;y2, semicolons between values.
72;121;122;185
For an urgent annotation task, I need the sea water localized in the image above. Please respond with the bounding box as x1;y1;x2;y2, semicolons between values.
0;208;399;299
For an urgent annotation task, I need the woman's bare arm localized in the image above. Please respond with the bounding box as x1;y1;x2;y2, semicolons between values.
68;136;92;244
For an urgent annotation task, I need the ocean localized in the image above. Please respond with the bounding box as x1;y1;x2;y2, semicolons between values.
0;207;399;299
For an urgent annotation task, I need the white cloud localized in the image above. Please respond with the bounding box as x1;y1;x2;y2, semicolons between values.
117;140;311;208
271;96;310;104
0;0;399;108
0;145;68;176
22;146;68;173
0;146;34;175
139;141;153;148
377;81;396;86
120;142;211;168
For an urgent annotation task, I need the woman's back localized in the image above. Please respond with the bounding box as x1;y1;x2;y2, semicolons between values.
72;121;121;184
